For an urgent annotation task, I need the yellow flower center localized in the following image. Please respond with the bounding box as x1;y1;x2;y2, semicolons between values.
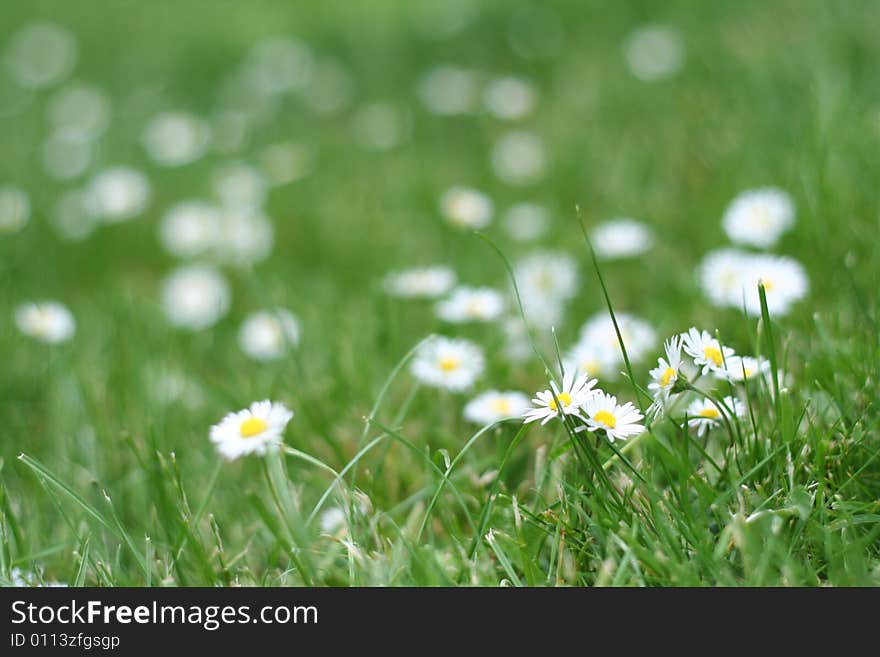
660;367;676;387
491;398;512;414
760;278;774;291
593;410;617;429
547;392;572;411
743;368;753;378
439;357;460;372
239;416;268;438
581;359;600;375
704;346;723;367
698;408;720;419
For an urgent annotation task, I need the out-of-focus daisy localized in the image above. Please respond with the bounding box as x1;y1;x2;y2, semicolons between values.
723;355;771;383
383;266;456;299
5;22;77;89
84;166;151;223
484;76;538;121
681;327;735;376
0;186;30;233
41;132;92;181
159;200;221;258
14;301;75;343
142;111;211;167
410;336;485;392
215;207;274;266
648;335;685;403
739;254;809;317
212;162;267;209
698;248;751;309
722;188;794;249
304;59;354;116
490;130;546;186
623;25;684;82
46;82;111;140
259;142;314;186
210;400;293;461
686;396;743;438
592;219;654;259
244;36;314;96
581;391;644;442
463;390;531;425
319;506;348;534
514;251;579;328
439;186;493;229
523;371;596;425
161;265;230;330
238;309;301;361
50;190;95;242
502;202;549;241
578;312;657;364
417;66;481;116
435;286;505;323
564;338;622;381
501;316;532;362
352;101;409;151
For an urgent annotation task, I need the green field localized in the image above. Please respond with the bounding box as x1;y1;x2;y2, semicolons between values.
1;0;878;586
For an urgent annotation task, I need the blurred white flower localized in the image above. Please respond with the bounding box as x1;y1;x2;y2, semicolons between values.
581;391;644;442
435;286;505;323
484;76;538;120
142;111;210;167
564;338;622;381
502;202;549;241
0;186;30;233
304;59;354;115
514;251;578;329
722;188;795;249
417;66;481;115
15;301;75;343
41;132;92;180
50;189;95;241
383;266;456;299
161;265;230;330
46;82;111;140
259;142;314;186
212;162;267;209
210;400;293;461
490;130;546;186
698;248;752;310
410;336;484;391
439;186;493;229
159;201;221;258
244;36;313;95
578;312;657;364
84;166;151;223
238;309;301;361
319;506;348;534
592;219;654;259
215;207;274;266
352;101;409;151
5;22;77;89
501;316;532;362
464;390;531;424
623;25;684;82
739;254;809;317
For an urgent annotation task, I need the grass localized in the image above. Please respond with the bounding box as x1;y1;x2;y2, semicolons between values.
1;0;879;586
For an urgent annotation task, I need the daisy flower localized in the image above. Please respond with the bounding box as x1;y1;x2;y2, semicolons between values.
591;218;654;260
502;202;549;242
523;371;597;425
158;200;221;258
383;266;456;299
564;338;622;381
435;286;505;323
483;75;538;121
686;396;743;438
623;24;684;82
739;254;809;317
464;390;531;425
142;111;210;168
410;336;485;392
723;355;771;383
581;390;645;442
722;188;794;249
490;130;546;187
14;301;75;343
215;207;274;266
238;309;301;361
648;335;685;403
417;66;481;116
681;327;735;376
0;186;30;234
212;161;267;209
514;250;579;328
698;248;751;309
578;312;657;364
161;264;230;330
210;400;293;461
439;186;493;229
84;166;151;223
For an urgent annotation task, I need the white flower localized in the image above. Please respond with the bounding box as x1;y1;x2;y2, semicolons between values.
722;188;794;249
723;355;771;383
0;186;30;233
686;396;743;438
681;327;735;376
210;400;293;461
14;301;75;343
698;248;752;309
238;309;301;361
464;390;531;425
523;371;597;425
564;338;622;381
417;66;481;116
159;201;221;258
304;59;354;116
578;312;657;364
592;219;654;259
212;162;267;209
623;25;684;82
51;190;95;242
6;22;77;89
514;251;579;327
41;132;92;180
648;335;685;403
490;130;546;186
739;254;809;317
319;507;348;534
161;265;230;330
84;167;151;223
47;82;111;140
581;391;645;442
215;207;274;265
435;286;505;323
410;336;485;391
142;111;211;167
352;101;409;151
484;76;538;120
502;202;549;241
383;266;456;299
439;186;493;229
245;36;313;95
